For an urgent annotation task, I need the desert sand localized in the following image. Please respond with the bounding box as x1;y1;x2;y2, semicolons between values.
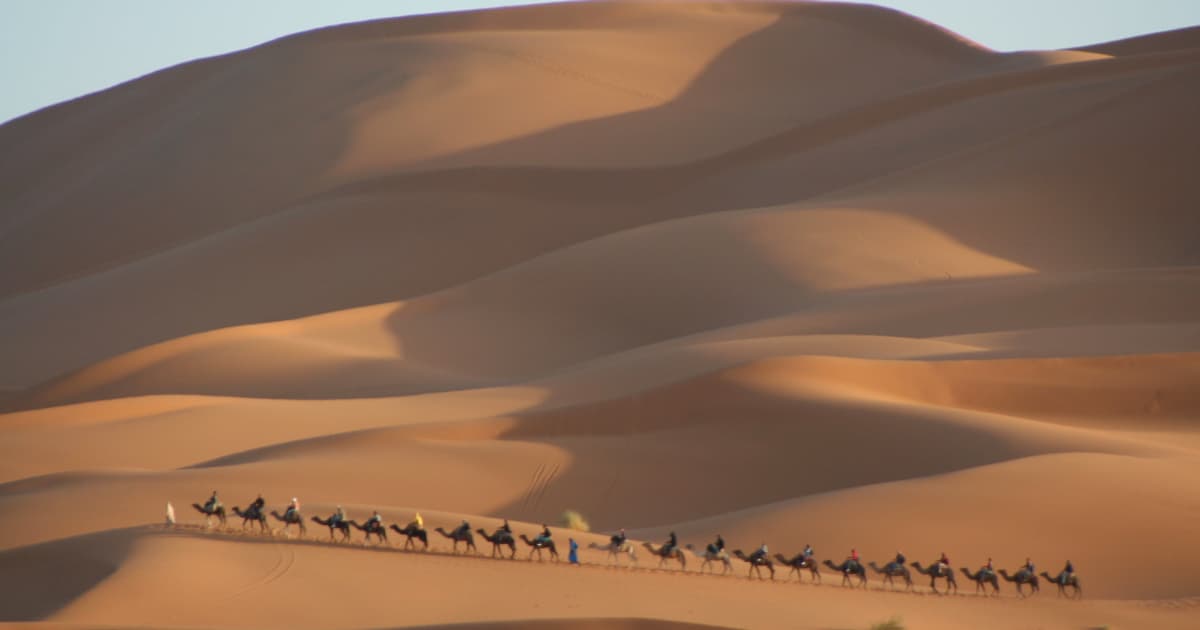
1;2;1199;629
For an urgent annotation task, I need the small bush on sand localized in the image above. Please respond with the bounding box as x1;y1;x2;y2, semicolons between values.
870;617;904;630
560;510;590;532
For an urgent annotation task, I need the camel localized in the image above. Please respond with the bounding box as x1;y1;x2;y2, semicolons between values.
311;515;351;542
961;567;1001;596
588;540;638;566
348;519;388;544
435;527;478;554
390;523;429;550
191;503;226;527
231;506;268;532
642;542;687;571
520;534;559;562
477;528;517;559
775;554;821;584
686;544;732;575
822;560;868;589
732;550;775;580
270;509;306;537
868;561;914;591
911;562;958;595
1040;572;1082;599
997;569;1040;598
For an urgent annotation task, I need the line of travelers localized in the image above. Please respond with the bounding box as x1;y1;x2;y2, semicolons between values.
619;526;1076;585
200;491;1075;584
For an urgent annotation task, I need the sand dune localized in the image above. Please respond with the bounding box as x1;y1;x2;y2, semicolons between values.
2;1;1198;628
4;3;1198;388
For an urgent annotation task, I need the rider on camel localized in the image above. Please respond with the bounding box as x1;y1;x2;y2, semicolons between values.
534;524;552;545
892;550;906;570
330;505;346;526
1060;560;1075;584
286;497;300;518
611;528;627;548
452;519;470;538
846;548;860;572
981;557;994;578
203;490;221;512
663;531;678;554
937;551;951;574
713;533;725;552
749;542;768;563
1023;557;1036;577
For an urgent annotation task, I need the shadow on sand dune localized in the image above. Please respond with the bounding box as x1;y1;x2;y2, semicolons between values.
0;528;137;621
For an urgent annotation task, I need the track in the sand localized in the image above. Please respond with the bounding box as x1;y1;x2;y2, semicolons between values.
160;523;1034;601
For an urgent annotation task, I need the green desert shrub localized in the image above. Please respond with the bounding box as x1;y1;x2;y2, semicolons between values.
870;617;904;630
559;509;591;532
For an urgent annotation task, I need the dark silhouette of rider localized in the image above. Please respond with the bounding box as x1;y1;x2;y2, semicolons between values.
1023;557;1036;576
203;490;220;511
534;523;552;545
246;494;265;517
452;519;470;537
1061;560;1075;583
713;534;725;551
611;528;626;547
893;550;906;569
663;531;677;553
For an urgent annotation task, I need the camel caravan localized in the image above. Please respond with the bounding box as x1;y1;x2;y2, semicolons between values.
190;492;1082;599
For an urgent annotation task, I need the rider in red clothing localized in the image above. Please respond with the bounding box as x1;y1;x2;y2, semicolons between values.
938;552;951;574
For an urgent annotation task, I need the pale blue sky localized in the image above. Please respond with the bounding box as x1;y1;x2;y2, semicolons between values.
2;0;1198;124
